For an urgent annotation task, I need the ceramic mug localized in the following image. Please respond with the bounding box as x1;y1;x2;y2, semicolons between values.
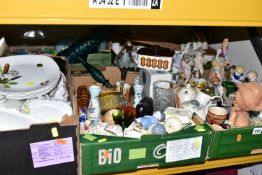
207;106;227;125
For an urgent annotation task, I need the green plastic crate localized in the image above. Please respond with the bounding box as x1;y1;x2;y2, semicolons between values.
208;125;262;159
81;124;211;175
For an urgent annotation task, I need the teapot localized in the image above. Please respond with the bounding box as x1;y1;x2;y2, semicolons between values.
181;87;222;121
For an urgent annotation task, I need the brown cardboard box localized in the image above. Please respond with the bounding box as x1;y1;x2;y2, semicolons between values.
71;67;138;175
0;56;78;175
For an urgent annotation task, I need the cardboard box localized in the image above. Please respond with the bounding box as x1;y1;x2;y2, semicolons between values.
0;56;78;175
80;125;211;175
208;125;262;159
72;69;212;175
72;67;138;90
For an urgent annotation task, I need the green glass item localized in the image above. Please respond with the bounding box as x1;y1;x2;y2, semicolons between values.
78;56;113;88
112;110;124;128
222;81;237;96
57;26;115;64
57;27;114;88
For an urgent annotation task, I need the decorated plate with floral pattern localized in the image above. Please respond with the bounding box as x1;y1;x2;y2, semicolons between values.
0;55;60;98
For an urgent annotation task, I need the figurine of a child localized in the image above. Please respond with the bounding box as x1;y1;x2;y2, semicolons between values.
194;49;207;77
210;38;229;85
180;54;192;85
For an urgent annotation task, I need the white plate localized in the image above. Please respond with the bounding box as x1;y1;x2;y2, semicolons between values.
0;55;60;93
3;80;59;99
0;107;43;131
24;99;73;123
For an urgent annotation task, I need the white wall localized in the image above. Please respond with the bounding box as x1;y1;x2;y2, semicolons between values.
210;40;262;81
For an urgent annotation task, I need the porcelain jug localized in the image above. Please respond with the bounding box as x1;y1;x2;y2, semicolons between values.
194;88;222;109
181;88;222;121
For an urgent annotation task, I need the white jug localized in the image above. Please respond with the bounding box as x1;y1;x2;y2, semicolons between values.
181;88;223;121
194;88;222;110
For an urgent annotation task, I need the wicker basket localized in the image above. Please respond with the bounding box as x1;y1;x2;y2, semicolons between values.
100;91;121;114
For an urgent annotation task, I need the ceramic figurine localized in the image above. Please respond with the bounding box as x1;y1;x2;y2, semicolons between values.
133;84;144;108
153;111;166;122
118;80;128;109
134;115;159;130
245;70;258;82
87;85;101;122
193;49;207;77
192;69;207;90
114;39;137;81
180;54;192;85
209;38;229;85
150;123;166;135
231;65;245;83
79;107;87;134
227;82;262;128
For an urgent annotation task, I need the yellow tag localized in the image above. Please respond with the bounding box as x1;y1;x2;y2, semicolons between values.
194;125;206;132
97;138;107;143
51;127;59;137
26;81;35;86
83;134;97;142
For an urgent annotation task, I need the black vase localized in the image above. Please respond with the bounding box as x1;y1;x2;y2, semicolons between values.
135;96;154;118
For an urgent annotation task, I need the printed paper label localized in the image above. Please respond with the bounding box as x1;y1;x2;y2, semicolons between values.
89;0;162;9
166;136;202;163
253;128;262;135
30;137;74;168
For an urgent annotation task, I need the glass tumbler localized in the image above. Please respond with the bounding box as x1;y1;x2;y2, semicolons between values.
153;80;176;112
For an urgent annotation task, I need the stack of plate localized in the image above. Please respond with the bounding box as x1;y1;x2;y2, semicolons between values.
0;55;61;99
0;107;43;131
23;99;73;123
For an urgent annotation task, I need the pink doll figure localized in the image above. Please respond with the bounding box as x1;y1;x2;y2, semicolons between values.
180;54;192;85
210;38;229;84
227;82;262;128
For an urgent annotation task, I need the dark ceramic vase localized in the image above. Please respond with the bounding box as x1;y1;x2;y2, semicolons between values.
136;96;154;118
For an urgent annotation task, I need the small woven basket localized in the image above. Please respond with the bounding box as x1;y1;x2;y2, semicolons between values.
100;91;121;114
